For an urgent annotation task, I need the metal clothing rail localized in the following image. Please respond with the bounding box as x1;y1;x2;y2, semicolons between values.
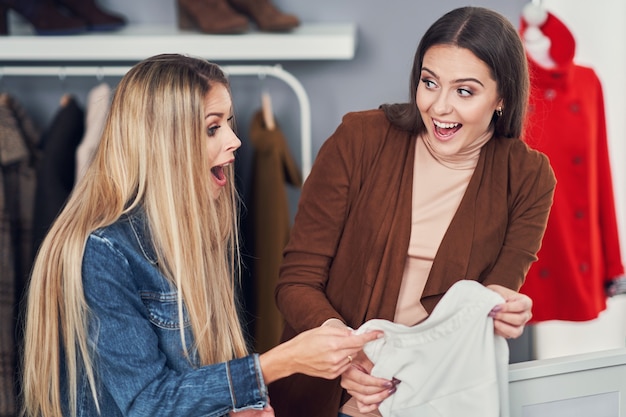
0;64;312;179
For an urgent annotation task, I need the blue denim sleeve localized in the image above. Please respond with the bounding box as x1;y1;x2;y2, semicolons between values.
81;234;268;416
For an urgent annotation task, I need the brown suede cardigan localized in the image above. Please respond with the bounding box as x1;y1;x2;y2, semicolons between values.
269;109;556;417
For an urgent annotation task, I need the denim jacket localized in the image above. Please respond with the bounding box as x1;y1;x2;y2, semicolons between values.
62;210;268;416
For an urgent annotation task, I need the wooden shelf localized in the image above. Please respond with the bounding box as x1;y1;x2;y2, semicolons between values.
0;22;357;62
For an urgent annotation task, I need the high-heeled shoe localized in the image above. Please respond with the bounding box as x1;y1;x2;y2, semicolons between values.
228;0;299;32
55;0;126;32
177;0;248;35
0;0;86;35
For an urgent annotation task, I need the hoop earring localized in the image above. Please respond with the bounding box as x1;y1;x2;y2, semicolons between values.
495;107;503;117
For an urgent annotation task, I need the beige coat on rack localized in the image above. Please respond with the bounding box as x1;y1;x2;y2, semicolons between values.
75;82;111;182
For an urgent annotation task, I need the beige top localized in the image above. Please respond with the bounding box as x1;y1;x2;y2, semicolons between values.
340;129;490;416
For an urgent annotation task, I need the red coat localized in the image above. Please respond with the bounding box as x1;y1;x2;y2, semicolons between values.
521;58;624;322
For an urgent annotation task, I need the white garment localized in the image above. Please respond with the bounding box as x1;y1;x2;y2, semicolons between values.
355;280;509;417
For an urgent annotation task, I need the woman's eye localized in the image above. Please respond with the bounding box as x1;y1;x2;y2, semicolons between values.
457;88;472;97
421;78;436;88
206;125;219;137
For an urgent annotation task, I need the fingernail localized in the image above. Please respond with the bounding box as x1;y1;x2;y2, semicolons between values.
388;386;397;394
488;305;502;317
383;381;394;388
392;377;401;385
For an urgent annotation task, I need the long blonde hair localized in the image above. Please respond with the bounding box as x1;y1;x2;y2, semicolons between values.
21;54;249;417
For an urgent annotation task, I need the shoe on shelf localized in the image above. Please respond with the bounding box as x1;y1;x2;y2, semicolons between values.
55;0;126;32
177;0;248;35
228;0;299;32
0;0;86;35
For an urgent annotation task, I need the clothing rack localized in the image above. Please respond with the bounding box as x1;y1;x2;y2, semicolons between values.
0;64;312;179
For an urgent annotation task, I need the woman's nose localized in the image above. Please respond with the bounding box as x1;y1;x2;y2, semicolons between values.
225;129;242;152
433;92;452;115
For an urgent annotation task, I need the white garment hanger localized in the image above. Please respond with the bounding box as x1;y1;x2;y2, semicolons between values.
258;71;275;131
261;89;275;131
58;67;72;107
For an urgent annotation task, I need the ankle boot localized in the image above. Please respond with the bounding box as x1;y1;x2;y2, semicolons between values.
0;0;86;35
55;0;126;32
228;0;299;32
177;0;248;35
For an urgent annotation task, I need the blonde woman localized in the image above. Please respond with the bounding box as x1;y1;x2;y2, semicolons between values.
21;54;381;417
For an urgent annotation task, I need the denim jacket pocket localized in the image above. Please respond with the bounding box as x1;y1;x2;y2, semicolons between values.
140;290;196;369
140;290;191;329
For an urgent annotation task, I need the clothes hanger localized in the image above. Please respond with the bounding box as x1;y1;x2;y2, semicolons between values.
58;67;72;107
95;66;105;86
0;80;9;105
0;69;5;95
261;89;275;131
259;72;275;131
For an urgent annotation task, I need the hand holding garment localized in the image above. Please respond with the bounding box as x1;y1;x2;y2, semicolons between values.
355;281;509;417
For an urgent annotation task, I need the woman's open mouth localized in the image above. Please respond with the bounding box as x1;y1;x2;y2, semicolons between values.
433;119;461;139
211;163;229;187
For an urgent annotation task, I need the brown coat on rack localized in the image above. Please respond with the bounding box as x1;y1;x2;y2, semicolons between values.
248;108;301;353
